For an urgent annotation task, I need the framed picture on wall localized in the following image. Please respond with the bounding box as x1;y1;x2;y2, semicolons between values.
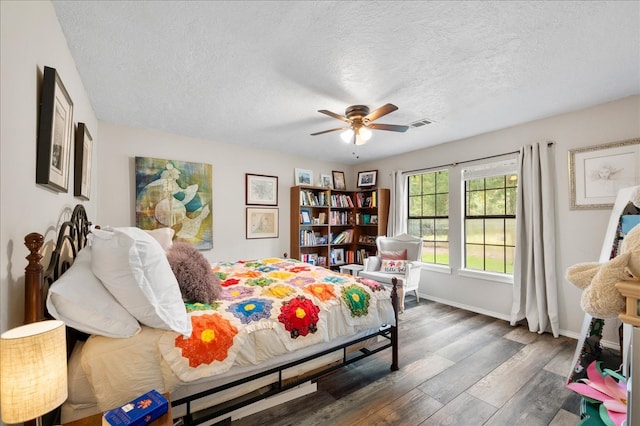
36;66;74;192
569;138;640;209
246;173;278;205
357;170;378;188
246;207;279;239
294;168;313;186
319;173;333;189
74;123;93;200
332;171;346;190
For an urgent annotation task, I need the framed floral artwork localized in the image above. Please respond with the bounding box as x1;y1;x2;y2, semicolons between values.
569;138;640;209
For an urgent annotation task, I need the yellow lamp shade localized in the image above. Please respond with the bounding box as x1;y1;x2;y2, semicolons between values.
1;320;67;424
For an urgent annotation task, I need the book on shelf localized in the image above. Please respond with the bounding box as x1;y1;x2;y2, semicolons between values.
330;210;354;225
300;189;327;207
300;229;317;246
358;235;377;244
302;253;319;265
102;389;168;426
331;229;353;244
330;193;354;208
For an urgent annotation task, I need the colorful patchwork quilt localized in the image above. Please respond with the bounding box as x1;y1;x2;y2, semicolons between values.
158;258;395;382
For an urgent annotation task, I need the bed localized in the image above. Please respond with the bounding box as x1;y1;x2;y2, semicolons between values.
23;205;399;425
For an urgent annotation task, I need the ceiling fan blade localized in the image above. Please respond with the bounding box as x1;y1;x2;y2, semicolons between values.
367;123;409;132
310;127;347;136
318;109;349;123
364;103;398;122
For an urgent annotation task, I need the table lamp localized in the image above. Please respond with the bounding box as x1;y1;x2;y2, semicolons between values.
1;320;67;425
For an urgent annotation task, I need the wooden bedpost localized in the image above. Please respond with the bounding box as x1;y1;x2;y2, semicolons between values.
390;276;399;371
24;232;45;324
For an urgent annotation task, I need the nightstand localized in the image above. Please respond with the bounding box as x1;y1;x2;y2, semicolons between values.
63;393;173;426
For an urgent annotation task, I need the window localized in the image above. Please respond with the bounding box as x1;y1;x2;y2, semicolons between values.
463;160;518;274
407;170;449;265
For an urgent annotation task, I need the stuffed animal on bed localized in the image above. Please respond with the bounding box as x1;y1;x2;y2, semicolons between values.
166;242;221;304
566;224;640;318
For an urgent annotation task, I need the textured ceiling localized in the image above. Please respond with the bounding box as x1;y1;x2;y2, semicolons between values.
52;1;640;164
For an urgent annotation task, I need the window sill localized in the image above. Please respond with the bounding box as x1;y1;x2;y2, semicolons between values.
459;268;513;284
418;263;452;275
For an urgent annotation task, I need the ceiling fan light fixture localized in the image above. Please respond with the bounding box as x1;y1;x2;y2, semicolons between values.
312;103;406;143
340;128;354;143
359;126;372;142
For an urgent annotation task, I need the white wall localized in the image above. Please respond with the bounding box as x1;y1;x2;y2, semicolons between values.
359;95;640;344
96;122;350;263
0;1;98;332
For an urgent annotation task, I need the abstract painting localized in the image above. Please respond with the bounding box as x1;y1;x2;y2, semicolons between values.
135;156;213;249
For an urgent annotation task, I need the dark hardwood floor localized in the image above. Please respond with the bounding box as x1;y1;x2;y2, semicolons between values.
231;298;593;426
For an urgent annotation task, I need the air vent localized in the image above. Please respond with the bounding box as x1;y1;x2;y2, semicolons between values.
410;118;433;128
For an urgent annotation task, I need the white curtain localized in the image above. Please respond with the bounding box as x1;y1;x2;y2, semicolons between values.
387;170;407;237
511;142;559;337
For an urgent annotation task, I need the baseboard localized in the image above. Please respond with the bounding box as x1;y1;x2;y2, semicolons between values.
416;293;620;350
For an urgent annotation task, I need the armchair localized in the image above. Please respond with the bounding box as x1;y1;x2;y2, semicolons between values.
359;233;422;312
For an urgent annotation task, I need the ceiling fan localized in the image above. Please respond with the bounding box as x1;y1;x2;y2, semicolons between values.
310;103;409;145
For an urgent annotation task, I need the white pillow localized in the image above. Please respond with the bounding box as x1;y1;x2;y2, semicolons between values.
380;259;407;274
145;227;175;251
46;247;141;338
90;227;191;336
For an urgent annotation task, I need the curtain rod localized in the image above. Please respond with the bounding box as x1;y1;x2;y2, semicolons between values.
403;142;554;175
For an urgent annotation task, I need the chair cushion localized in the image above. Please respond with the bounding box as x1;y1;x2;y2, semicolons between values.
359;270;405;286
380;259;407;274
381;249;407;260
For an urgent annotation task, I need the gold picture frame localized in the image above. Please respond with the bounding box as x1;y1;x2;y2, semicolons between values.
569;138;640;209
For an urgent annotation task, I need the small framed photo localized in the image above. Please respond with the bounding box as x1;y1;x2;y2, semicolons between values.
332;171;346;190
246;173;278;206
569;138;640;209
295;168;314;186
74;123;93;200
36;66;74;192
357;170;378;188
319;173;333;189
246;207;279;239
300;209;312;224
331;248;345;265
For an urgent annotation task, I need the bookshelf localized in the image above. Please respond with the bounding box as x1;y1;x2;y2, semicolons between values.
290;186;389;269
